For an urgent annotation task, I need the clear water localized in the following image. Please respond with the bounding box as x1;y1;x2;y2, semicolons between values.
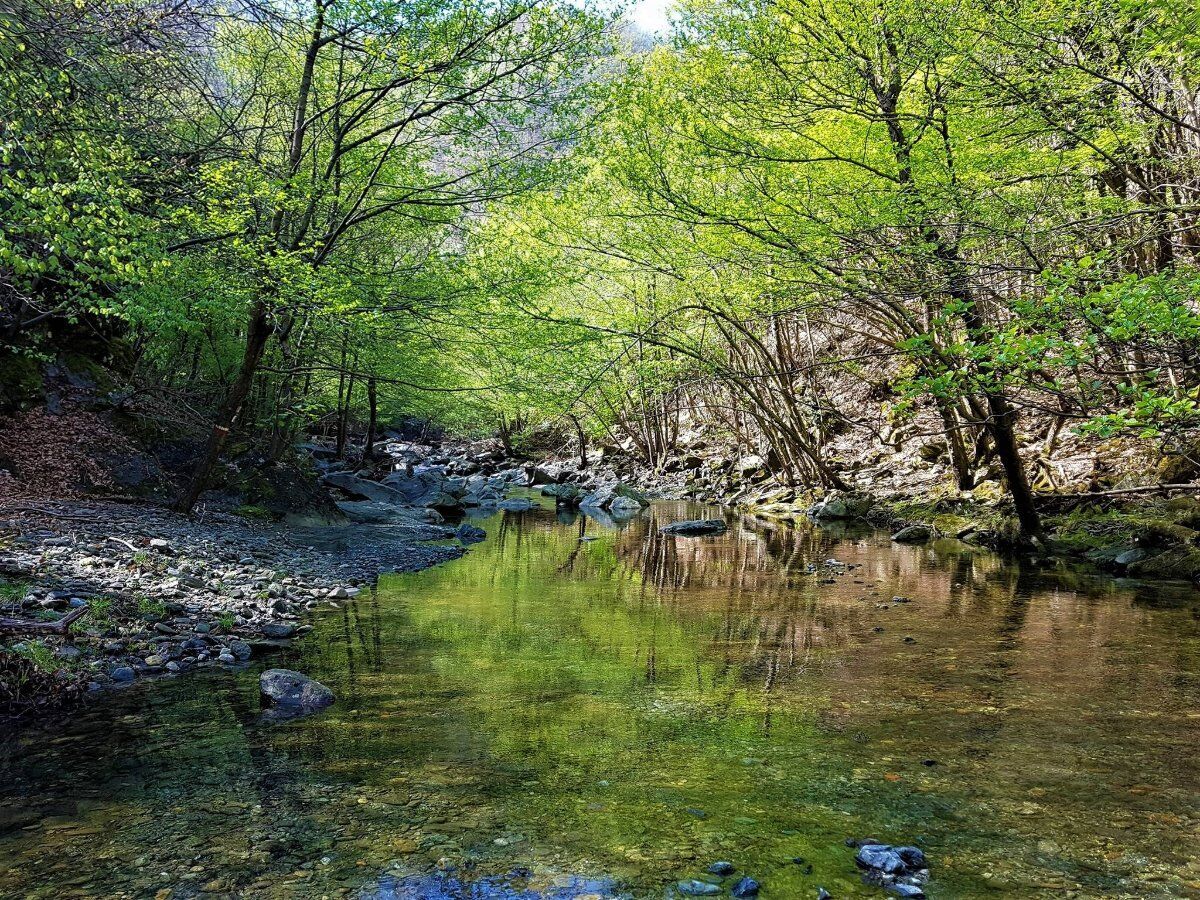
1;501;1199;899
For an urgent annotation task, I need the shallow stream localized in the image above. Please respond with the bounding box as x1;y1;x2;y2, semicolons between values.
1;501;1198;898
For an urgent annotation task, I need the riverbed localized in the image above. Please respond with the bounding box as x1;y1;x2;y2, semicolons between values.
1;500;1198;898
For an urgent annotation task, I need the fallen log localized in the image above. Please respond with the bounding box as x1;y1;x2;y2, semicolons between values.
0;605;89;635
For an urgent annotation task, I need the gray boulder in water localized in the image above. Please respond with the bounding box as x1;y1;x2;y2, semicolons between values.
660;519;727;536
580;482;649;513
457;523;487;544
891;524;934;544
259;669;334;713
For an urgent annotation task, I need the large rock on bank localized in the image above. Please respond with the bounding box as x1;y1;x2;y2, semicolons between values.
807;491;873;521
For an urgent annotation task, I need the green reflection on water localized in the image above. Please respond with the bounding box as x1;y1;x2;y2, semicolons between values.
1;502;1199;898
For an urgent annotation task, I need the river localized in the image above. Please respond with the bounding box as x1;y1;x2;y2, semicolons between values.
1;499;1198;898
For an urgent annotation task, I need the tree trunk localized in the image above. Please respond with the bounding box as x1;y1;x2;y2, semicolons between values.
175;302;272;513
364;376;378;461
985;391;1042;540
570;415;588;469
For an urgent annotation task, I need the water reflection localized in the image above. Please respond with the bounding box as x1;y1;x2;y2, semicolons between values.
0;502;1198;899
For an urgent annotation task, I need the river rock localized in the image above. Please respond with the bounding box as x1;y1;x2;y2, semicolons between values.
580;482;649;514
891;524;934;544
707;862;736;877
457;523;487;544
110;666;135;682
261;623;295;639
259;669;334;711
731;876;760;897
323;472;407;504
498;497;536;511
808;492;872;520
660;519;727;536
676;881;721;896
853;843;928;895
542;483;583;504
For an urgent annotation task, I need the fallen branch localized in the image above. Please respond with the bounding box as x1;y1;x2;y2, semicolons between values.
0;605;89;635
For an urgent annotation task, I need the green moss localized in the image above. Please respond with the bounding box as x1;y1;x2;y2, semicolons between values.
234;504;274;521
0;353;44;411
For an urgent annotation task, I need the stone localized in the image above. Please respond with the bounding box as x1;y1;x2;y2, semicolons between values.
218;652;236;664
817;890;832;900
111;666;135;682
259;669;334;711
660;519;727;536
323;472;407;504
328;586;349;599
888;884;925;898
854;844;927;877
229;640;252;661
1114;548;1148;566
261;623;296;639
808;492;872;520
149;538;173;554
676;881;721;896
457;523;487;544
498;497;536;511
706;862;736;877
580;482;649;513
891;524;933;544
731;876;760;897
542;483;583;504
144;655;165;667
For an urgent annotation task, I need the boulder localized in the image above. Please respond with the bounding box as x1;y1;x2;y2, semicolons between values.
322;472;405;504
259;669;334;712
542;483;583;505
457;523;487;544
581;482;649;513
660;519;727;536
381;471;460;508
498;497;536;511
808;492;871;520
891;524;934;544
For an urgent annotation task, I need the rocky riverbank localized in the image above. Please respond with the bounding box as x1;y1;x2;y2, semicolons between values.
0;496;462;720
0;431;677;722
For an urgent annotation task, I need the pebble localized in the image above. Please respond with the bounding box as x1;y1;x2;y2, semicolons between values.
707;862;736;876
111;666;135;682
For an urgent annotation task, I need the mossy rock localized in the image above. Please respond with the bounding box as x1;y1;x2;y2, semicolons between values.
0;353;45;412
1127;547;1200;582
1133;520;1200;549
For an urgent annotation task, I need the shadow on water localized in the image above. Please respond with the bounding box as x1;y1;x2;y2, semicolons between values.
1;499;1198;898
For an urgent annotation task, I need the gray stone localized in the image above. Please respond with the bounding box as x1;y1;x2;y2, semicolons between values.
498;497;536;511
262;623;296;639
1115;548;1148;566
259;669;334;711
457;523;487;545
110;666;135;682
542;483;583;504
323;472;407;504
891;525;934;544
660;519;727;536
676;881;721;896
